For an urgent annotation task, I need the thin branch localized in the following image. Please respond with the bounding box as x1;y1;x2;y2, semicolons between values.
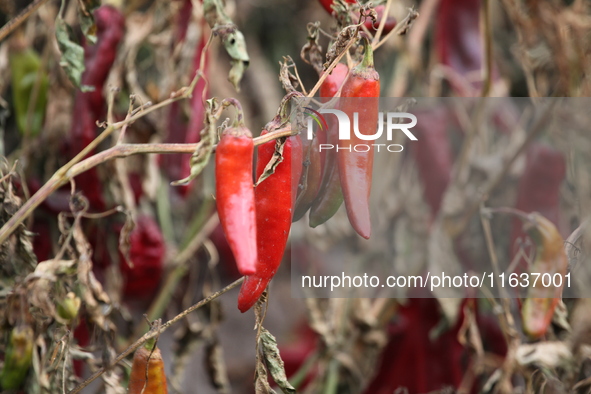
67;276;245;394
0;0;51;42
371;0;392;45
372;8;419;51
0;125;292;246
132;213;221;340
481;0;493;97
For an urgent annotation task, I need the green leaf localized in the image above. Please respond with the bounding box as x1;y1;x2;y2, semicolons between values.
203;0;250;91
8;48;49;136
77;0;101;44
260;328;296;394
55;17;86;89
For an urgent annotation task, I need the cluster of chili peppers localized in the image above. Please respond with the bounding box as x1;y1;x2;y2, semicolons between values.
228;39;380;311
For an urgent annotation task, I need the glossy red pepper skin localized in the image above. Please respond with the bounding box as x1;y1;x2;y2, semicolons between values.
237;132;301;312
319;64;349;169
309;63;349;227
337;40;379;239
215;125;257;276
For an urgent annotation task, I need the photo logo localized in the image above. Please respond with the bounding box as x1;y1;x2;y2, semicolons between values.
306;109;418;141
301;107;419;153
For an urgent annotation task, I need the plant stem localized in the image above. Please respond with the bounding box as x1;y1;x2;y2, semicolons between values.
0;0;51;42
0;127;292;245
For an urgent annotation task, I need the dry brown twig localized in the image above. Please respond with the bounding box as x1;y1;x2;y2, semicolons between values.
0;0;51;42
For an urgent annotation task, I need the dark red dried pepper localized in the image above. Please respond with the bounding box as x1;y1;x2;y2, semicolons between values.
309;63;348;227
215;112;257;276
293;131;322;221
410;107;453;218
161;5;208;197
119;215;166;300
434;0;499;95
67;5;125;210
337;38;379;239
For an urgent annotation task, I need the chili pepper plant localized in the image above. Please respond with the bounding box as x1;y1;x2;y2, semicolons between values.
1;0;591;393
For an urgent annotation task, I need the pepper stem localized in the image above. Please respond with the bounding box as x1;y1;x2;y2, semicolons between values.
221;97;245;127
144;337;157;351
359;35;374;70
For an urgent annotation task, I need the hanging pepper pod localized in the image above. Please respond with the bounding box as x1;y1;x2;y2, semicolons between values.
128;340;168;394
215;102;257;276
309;63;348;227
293;131;322;222
238;94;302;312
337;38;379;239
237;130;301;312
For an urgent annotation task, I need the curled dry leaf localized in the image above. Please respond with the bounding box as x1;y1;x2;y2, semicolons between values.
301;22;323;76
77;0;101;44
278;57;299;93
260;328;296;394
323;25;358;71
521;213;568;339
205;339;230;393
515;342;572;368
255;138;286;187
255;358;277;394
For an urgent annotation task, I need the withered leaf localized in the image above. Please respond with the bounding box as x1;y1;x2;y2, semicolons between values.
260;328;296;394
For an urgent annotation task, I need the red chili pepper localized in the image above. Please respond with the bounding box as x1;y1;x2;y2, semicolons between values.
215;115;257;276
320;63;349;102
337;38;379;239
309;63;348;227
82;5;126;115
119;216;165;300
435;0;499;95
237;129;301;312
